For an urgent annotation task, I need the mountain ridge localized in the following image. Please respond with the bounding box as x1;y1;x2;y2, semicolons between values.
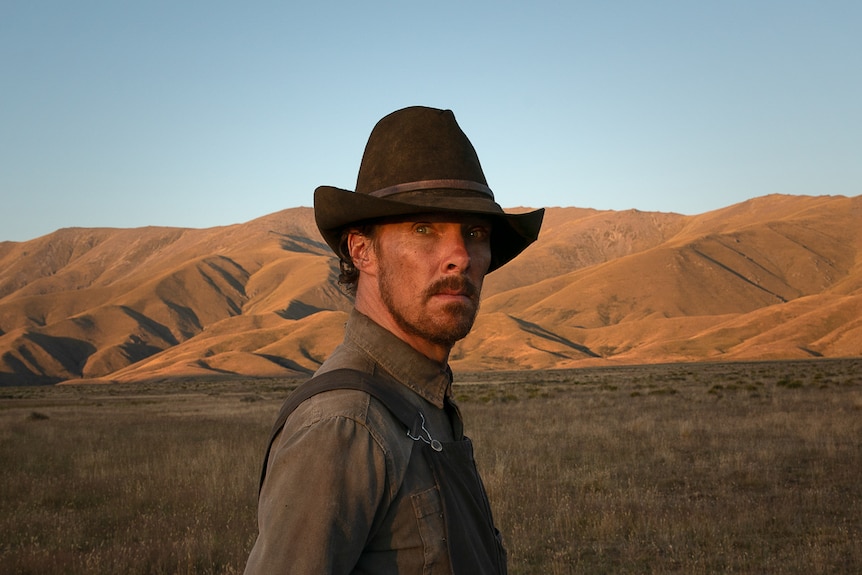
1;193;859;385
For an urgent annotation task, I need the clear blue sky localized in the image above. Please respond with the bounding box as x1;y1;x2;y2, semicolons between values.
2;0;860;242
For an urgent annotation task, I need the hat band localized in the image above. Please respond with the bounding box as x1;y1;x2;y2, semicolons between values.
368;179;495;200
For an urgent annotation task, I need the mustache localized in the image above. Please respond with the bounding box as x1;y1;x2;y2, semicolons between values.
424;275;480;303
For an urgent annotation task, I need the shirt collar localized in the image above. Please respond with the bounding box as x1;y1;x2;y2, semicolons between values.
344;310;453;408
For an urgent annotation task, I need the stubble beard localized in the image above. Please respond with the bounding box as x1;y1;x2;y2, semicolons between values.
379;270;481;349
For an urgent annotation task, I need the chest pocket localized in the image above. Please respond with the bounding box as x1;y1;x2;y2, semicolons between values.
412;485;449;574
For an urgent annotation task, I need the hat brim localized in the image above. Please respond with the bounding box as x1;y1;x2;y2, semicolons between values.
314;186;544;273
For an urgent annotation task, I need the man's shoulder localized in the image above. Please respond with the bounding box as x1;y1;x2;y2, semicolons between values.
290;386;373;423
279;386;413;468
284;377;408;439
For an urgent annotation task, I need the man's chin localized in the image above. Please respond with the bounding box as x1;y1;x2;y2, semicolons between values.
432;307;478;344
398;311;477;349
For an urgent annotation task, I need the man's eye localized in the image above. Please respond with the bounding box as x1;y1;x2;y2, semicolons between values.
468;227;490;240
414;224;430;234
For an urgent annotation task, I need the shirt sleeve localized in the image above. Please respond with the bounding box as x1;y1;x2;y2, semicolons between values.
245;411;390;575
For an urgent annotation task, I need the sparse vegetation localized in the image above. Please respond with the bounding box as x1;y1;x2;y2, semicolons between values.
1;359;860;574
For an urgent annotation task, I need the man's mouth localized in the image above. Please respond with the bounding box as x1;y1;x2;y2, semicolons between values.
437;289;469;297
426;276;479;303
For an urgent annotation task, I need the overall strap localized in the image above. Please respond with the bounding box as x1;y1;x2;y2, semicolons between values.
258;368;421;494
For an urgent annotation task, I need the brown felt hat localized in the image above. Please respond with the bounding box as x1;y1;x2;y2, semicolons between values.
314;106;544;272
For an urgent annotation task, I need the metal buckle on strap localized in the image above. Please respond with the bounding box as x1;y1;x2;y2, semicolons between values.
407;412;443;452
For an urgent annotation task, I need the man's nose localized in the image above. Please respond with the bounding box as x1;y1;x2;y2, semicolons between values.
442;230;471;272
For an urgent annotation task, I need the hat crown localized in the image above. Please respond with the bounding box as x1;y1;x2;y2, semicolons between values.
355;107;488;195
313;106;544;273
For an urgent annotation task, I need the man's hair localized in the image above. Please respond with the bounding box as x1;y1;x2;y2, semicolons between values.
336;224;376;296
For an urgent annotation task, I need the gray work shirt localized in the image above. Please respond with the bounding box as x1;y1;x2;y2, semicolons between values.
245;309;464;574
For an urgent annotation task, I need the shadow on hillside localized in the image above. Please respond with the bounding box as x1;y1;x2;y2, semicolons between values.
0;332;98;386
272;232;330;255
510;316;601;358
257;354;315;375
121;306;179;346
0;371;62;386
277;301;327;320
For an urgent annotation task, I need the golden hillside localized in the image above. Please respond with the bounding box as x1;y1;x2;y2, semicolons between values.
1;194;859;385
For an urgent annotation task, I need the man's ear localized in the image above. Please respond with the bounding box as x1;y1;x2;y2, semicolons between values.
347;231;376;273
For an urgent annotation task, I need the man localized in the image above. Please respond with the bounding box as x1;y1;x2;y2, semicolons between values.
245;106;544;574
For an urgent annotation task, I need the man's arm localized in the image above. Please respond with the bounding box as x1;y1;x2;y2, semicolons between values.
245;410;389;575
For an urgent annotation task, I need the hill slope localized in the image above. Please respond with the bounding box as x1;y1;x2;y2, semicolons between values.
1;194;859;385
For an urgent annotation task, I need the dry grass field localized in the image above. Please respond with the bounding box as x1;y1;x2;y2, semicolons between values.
1;358;860;574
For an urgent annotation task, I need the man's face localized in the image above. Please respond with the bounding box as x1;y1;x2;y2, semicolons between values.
372;213;493;350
